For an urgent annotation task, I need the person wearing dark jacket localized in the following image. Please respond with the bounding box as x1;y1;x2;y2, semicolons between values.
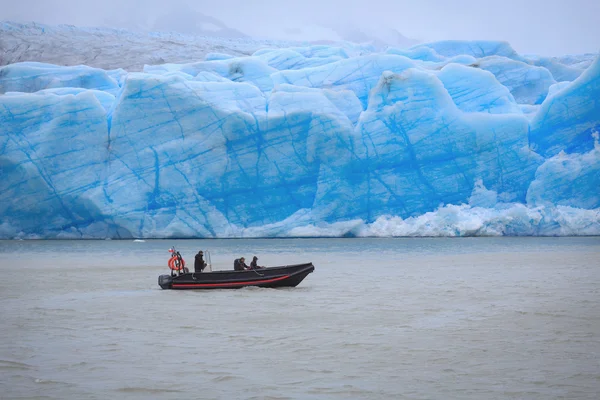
250;256;263;269
234;257;249;271
194;251;207;273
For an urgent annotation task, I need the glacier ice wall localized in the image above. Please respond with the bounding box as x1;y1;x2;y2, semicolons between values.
529;58;600;157
0;35;599;238
474;56;556;105
0;62;120;95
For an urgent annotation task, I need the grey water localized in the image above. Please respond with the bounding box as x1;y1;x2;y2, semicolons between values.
0;237;599;400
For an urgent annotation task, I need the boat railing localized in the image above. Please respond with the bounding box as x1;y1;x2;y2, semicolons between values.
206;250;212;272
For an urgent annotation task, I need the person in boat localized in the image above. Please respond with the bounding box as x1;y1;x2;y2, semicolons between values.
194;250;207;273
250;256;264;269
234;257;250;271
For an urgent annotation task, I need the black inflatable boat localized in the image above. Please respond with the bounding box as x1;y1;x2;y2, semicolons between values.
159;263;315;290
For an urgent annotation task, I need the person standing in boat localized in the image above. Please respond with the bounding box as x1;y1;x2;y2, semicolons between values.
194;250;207;273
250;256;264;269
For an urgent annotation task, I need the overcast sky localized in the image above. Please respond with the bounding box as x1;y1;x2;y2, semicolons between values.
2;0;599;56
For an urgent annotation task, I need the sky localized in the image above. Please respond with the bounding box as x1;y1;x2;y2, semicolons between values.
1;0;599;56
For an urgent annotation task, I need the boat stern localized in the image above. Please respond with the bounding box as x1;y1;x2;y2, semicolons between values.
158;274;173;289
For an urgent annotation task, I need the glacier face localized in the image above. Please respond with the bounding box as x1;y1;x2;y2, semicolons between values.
0;32;599;238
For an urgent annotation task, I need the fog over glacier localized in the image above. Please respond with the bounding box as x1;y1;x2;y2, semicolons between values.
2;0;600;55
0;3;599;238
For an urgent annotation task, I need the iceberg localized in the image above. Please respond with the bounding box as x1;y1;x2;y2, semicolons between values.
3;88;116;113
525;55;584;82
144;57;277;92
473;56;556;105
529;57;600;157
272;54;416;108
0;62;120;95
0;27;599;238
436;63;521;114
386;46;445;62
526;144;600;209
409;40;522;60
0;90;113;238
335;68;543;224
253;48;345;70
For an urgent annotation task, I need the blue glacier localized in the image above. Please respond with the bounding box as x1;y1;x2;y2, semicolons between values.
409;40;522;61
474;56;556;105
144;57;278;92
0;62;120;95
0;34;599;239
435;63;521;114
271;54;418;108
529;57;600;157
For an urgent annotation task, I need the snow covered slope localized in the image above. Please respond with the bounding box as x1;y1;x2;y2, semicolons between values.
0;22;295;71
0;24;598;238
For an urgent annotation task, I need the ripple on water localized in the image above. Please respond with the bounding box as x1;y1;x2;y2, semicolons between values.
210;375;241;383
116;387;184;393
34;378;74;386
0;360;33;370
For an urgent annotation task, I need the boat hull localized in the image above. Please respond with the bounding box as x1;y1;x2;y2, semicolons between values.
158;263;315;290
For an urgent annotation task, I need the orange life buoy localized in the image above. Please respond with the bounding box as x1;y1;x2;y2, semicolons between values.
168;256;186;271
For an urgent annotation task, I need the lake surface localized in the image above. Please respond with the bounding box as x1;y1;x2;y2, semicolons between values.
1;237;599;399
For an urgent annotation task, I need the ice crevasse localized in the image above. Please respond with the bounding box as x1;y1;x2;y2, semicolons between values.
0;39;599;238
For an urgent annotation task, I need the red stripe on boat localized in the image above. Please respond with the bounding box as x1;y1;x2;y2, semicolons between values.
172;274;291;288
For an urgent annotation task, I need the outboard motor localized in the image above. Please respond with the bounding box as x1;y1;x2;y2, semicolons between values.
158;274;173;289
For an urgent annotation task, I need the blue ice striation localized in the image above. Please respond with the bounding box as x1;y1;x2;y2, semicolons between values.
1;37;599;238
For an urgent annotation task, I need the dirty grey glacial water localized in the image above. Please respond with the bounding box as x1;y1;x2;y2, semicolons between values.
0;237;599;400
